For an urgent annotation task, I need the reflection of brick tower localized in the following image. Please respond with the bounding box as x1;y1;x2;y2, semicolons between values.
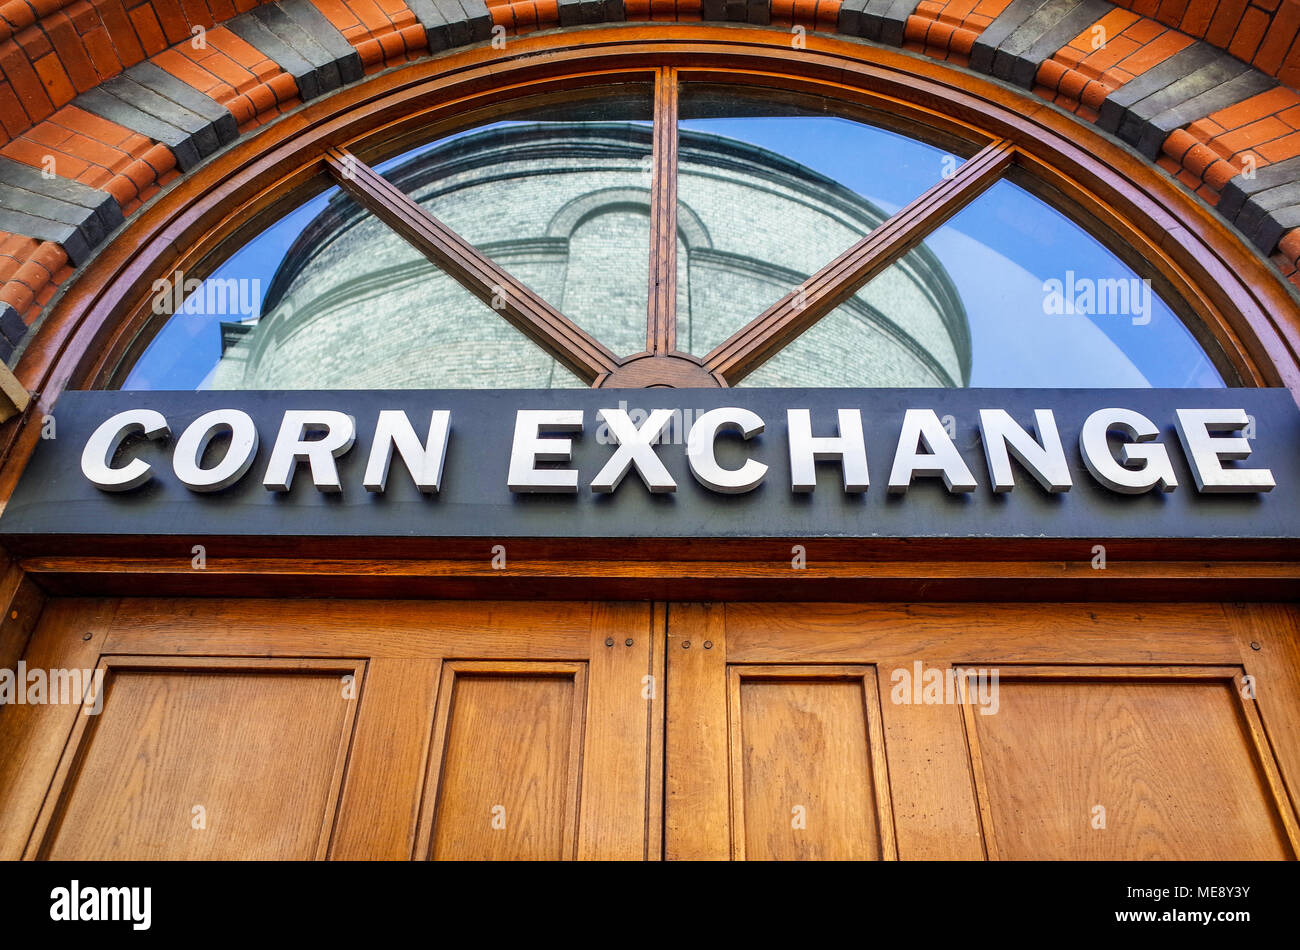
211;123;970;389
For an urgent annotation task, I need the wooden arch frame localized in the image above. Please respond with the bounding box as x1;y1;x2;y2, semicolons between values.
4;23;1300;499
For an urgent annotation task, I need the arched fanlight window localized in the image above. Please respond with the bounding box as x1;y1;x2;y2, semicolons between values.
116;66;1228;391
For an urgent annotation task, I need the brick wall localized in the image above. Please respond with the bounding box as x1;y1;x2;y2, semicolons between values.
152;26;299;129
904;0;1015;64
0;0;459;354
1108;0;1300;85
311;0;424;72
1033;8;1193;122
0;231;69;322
0;1;262;137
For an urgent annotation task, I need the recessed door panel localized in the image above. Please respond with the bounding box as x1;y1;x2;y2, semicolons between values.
731;667;894;860
34;658;362;860
421;662;587;860
965;668;1297;860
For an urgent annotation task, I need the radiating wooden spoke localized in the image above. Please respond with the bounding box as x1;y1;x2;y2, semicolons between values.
703;139;1016;385
647;67;679;356
327;107;1014;388
325;147;621;385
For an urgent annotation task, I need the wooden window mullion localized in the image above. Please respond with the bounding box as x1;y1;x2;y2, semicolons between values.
647;67;680;357
324;147;622;385
703;139;1016;385
326;129;1013;389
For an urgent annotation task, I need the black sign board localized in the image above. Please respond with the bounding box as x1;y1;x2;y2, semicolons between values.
1;388;1297;550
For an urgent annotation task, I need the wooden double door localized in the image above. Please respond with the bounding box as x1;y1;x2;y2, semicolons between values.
2;598;1298;860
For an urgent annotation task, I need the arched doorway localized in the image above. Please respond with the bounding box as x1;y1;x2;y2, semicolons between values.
1;21;1298;861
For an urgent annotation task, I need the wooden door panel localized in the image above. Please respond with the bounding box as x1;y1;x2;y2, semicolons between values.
5;599;661;861
729;666;895;860
28;657;363;860
11;597;1299;861
668;603;1300;861
0;598;115;859
330;657;442;859
876;663;986;859
419;662;586;860
964;667;1298;860
664;603;730;859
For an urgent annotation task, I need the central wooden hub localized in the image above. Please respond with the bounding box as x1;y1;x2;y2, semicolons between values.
597;354;726;388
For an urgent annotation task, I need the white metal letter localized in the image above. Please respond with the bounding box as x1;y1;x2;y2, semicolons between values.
173;409;259;492
508;410;583;493
363;410;451;493
1080;408;1177;494
1173;408;1274;493
81;409;170;492
787;409;869;492
977;408;1072;493
591;408;676;493
263;410;356;492
888;409;977;493
686;407;767;494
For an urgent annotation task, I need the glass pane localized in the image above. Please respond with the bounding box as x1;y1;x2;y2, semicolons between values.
676;84;956;356
378;87;655;358
120;185;584;390
745;179;1225;388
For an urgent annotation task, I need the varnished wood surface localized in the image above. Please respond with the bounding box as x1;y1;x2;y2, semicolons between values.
967;669;1295;859
721;601;1247;664
421;662;585;860
329;657;441;860
664;603;730;859
0;559;42;676
665;601;1300;860
2;598;667;860
1226;603;1300;826
29;657;363;860
578;605;664;860
0;598;116;858
99;597;596;658
728;666;896;860
15;553;1300;602
880;656;986;860
647;67;679;357
2;598;1297;859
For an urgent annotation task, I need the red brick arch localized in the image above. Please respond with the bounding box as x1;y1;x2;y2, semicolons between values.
3;0;1300;362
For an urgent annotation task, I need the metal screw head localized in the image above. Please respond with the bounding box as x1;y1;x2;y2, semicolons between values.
82;632;92;641
1251;641;1262;651
625;638;634;647
682;640;691;649
703;640;713;650
605;637;614;647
